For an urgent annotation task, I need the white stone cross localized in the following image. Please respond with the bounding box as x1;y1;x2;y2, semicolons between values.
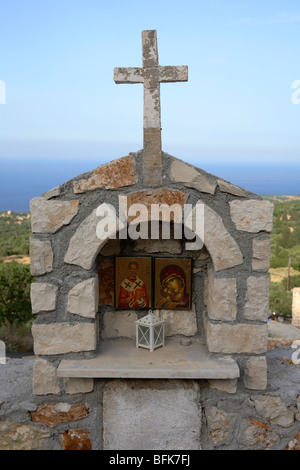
114;30;188;186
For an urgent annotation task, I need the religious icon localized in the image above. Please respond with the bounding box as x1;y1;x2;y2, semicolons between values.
154;258;192;310
115;257;152;309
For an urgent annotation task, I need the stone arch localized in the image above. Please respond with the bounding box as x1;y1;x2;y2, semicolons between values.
195;201;243;271
64;201;243;272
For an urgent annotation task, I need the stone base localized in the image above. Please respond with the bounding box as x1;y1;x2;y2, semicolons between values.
103;379;201;450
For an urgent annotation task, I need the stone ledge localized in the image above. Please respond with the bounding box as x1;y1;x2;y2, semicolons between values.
57;337;240;379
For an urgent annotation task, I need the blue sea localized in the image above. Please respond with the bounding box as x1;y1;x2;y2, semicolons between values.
0;158;299;212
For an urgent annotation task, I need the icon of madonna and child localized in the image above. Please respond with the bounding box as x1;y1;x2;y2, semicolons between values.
115;257;192;310
154;259;192;309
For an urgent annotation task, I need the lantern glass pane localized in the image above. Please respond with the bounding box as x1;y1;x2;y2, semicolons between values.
154;325;163;346
138;325;150;346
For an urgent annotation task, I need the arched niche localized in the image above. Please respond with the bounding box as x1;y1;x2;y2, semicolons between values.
64;201;243;272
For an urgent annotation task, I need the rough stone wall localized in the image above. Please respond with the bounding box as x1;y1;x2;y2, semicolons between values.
8;150;288;450
0;345;299;450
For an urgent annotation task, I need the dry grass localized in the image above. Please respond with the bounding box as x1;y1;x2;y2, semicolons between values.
0;323;33;352
1;255;30;265
269;267;299;283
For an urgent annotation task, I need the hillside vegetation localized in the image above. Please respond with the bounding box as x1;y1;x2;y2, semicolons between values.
0;211;31;258
262;196;300;272
262;196;300;317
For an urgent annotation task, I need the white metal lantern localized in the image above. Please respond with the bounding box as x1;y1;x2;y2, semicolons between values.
136;310;165;352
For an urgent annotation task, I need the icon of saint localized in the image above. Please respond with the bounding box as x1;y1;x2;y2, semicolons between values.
118;261;149;308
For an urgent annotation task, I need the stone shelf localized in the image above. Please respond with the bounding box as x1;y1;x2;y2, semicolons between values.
57;337;240;379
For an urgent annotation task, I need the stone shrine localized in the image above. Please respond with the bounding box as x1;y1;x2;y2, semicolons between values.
28;30;276;450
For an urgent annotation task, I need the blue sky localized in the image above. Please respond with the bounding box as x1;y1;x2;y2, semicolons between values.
0;0;300;210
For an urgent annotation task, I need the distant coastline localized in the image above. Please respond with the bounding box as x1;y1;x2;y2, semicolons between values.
1;159;299;212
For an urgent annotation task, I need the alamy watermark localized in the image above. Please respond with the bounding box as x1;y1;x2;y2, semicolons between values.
291;80;300;104
0;340;6;365
95;197;205;251
291;339;300;365
0;80;6;104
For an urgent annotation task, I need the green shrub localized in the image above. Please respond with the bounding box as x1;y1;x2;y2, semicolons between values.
0;262;33;327
269;281;292;316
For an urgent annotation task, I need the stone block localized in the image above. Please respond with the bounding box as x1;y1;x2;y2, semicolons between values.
217;179;246;197
64;208;120;270
205;270;237;321
0;420;50;450
103;379;201;450
120;188;189;224
156;305;197;336
229;199;273;233
243;356;267;390
67;277;99;318
204;317;268;354
194;201;243;271
241;419;279;449
102;310;137;339
193;246;210;261
252;238;272;272
244;276;270;322
30;197;79;233
64;377;94;394
143;129;162;186
30;282;58;314
253;395;294;428
42;185;61;199
32;322;96;355
205;406;233;445
31;403;89;427
170;159;216;194
32;358;61;395
207;379;237;394
285;430;300;450
99;238;121;256
59;429;91;450
133;237;182;254
73;155;137;193
29;238;53;276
